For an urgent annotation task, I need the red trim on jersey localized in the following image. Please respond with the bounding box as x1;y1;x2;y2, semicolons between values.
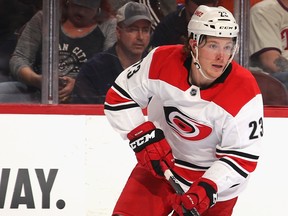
218;155;258;173
202;62;262;117
105;87;132;105
149;45;191;91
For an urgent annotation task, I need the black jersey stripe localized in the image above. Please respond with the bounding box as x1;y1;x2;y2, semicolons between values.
113;83;132;99
220;158;248;178
104;103;139;111
175;159;210;170
216;148;259;160
170;169;192;187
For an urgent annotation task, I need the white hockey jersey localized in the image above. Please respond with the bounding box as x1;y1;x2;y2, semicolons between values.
104;45;264;201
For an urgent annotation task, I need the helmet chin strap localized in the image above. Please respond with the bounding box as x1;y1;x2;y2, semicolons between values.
220;41;239;72
190;50;214;81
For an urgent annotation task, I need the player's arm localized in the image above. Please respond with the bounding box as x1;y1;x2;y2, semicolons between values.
104;48;158;138
204;95;263;194
170;95;264;215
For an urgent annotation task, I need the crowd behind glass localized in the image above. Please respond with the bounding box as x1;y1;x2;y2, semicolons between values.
0;0;287;105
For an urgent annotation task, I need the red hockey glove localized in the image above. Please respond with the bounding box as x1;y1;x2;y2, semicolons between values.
170;178;217;216
128;121;174;178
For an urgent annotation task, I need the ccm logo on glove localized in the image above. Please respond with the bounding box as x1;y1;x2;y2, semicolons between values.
129;129;160;152
127;121;175;177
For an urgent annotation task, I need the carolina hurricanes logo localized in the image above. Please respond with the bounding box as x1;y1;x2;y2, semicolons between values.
164;106;212;141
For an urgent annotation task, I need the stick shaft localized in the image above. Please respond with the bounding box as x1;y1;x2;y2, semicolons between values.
162;164;200;216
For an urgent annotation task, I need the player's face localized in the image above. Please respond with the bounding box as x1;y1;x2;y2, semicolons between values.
197;36;234;79
117;20;151;56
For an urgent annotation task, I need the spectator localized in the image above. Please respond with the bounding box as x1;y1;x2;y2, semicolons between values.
249;0;288;89
107;0;130;12
108;0;177;31
158;0;177;16
2;0;116;103
148;0;218;50
0;0;42;82
71;2;152;104
218;0;262;14
137;0;177;30
104;5;263;216
136;0;163;31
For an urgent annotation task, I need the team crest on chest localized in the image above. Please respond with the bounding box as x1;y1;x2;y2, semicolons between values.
164;106;212;141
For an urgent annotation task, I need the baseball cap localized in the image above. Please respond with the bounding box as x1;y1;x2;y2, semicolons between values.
70;0;101;9
116;2;152;26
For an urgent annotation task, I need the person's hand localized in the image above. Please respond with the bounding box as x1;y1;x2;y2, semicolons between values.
59;76;75;103
127;121;174;178
169;178;217;216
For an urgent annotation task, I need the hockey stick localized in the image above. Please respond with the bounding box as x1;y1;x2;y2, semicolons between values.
161;162;200;216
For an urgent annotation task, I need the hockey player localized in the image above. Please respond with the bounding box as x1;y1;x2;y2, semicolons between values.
104;5;263;216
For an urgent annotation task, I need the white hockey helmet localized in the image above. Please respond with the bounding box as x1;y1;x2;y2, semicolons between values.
188;5;239;44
